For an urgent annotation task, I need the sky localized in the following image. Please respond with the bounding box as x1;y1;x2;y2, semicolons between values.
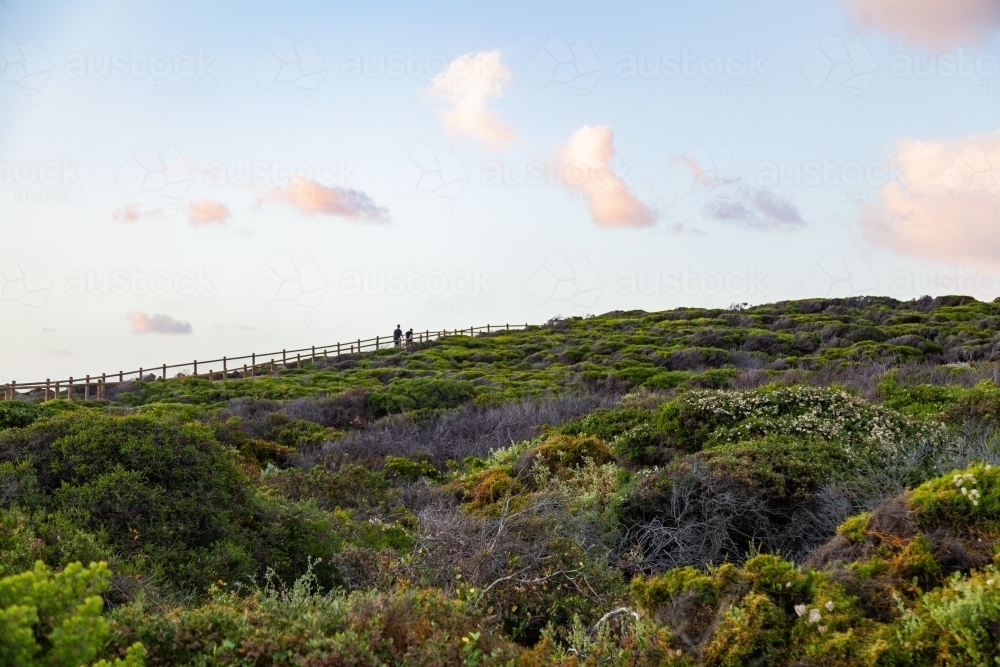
3;0;1000;383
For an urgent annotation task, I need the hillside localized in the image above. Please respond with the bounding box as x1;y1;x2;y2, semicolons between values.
4;295;1000;665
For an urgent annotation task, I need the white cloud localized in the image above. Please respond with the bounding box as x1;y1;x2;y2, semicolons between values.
427;50;514;149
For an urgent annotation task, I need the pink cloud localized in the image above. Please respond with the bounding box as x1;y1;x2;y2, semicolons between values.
427;50;514;149
113;203;141;222
863;129;1000;267
558;125;655;227
259;177;389;222
127;311;193;334
849;0;1000;49
188;199;230;226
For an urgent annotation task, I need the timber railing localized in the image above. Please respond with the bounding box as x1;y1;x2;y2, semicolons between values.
2;322;534;402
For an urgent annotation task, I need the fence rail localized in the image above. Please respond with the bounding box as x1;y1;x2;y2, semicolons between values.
2;322;533;402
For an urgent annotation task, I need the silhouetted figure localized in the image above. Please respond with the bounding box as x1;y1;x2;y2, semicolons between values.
393;324;403;348
405;328;413;349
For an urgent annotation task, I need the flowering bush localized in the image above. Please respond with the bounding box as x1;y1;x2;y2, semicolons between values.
658;385;949;463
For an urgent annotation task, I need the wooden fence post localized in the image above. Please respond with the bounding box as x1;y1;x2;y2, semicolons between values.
119;371;123;382
337;342;341;357
251;353;255;377
139;368;143;382
282;349;287;365
162;364;166;380
376;336;379;350
45;379;50;402
208;369;213;383
270;359;275;374
55;381;60;400
243;364;248;379
84;375;90;401
193;360;198;377
357;339;360;354
222;356;227;381
68;377;74;401
296;353;301;369
311;346;315;363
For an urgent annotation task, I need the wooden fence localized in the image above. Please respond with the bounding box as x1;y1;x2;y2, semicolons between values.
2;322;533;402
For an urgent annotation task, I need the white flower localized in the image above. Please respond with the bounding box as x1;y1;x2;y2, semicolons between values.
794;604;806;617
808;608;821;624
817;625;827;634
825;601;834;611
987;579;995;586
962;487;969;495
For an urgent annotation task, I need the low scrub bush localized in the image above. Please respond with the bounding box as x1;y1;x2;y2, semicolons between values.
0;401;41;431
367;378;476;417
0;560;145;667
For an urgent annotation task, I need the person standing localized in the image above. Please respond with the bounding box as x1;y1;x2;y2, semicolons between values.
393;324;403;348
405;328;413;349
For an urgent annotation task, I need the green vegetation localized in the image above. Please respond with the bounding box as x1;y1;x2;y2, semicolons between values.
5;296;1000;664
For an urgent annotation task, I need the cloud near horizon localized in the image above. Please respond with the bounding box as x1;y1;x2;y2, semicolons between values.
126;311;193;334
863;129;1000;267
188;199;230;226
258;177;390;222
559;125;655;227
706;188;806;230
427;50;514;149
849;0;1000;49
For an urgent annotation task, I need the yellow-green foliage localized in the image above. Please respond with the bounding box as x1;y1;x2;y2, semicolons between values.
0;560;145;667
520;433;614;474
837;512;871;544
384;454;438;480
892;569;1000;666
909;463;1000;532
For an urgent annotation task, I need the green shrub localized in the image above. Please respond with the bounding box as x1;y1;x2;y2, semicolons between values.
0;560;145;667
367;378;475;416
0;402;41;431
610;423;663;466
384;454;438;480
518;433;614;475
260;464;392;512
909;463;1000;533
700;435;853;500
557;407;652;442
0;412;370;594
109;573;517;666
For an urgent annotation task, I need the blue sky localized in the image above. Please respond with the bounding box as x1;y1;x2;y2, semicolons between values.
3;0;1000;381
